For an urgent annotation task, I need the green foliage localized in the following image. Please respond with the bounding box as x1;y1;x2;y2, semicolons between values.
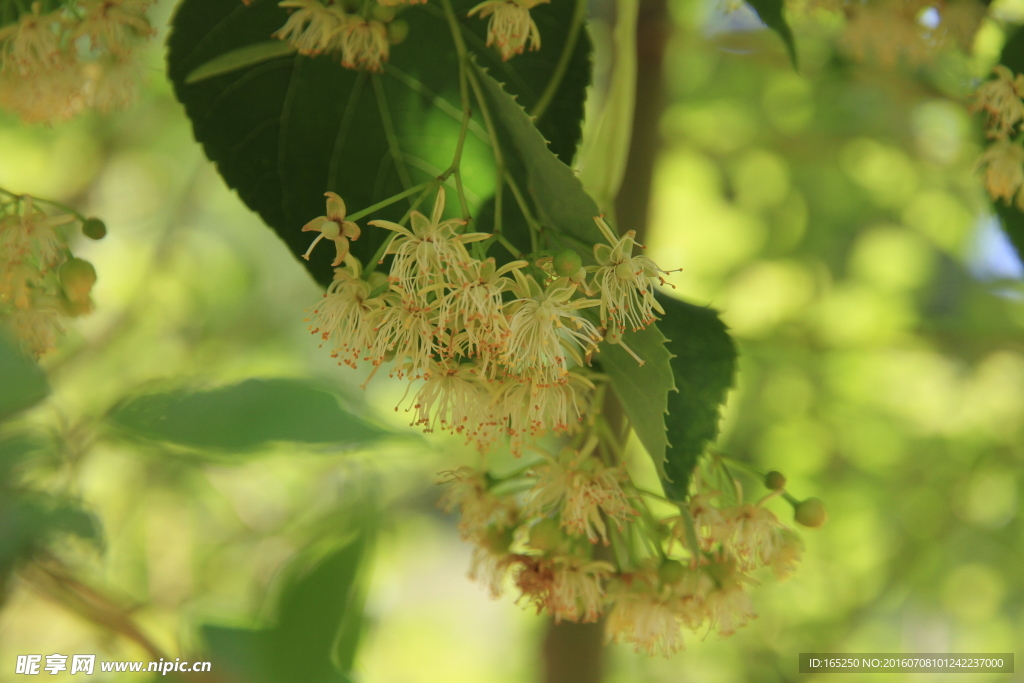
597;322;676;478
202;518;374;683
166;0;591;287
745;0;798;68
0;332;49;422
470;60;606;251
656;296;737;500
107;378;387;453
0;438;99;597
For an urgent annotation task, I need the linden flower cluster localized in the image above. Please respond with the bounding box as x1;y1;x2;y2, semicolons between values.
0;192;103;356
469;0;548;61
303;188;667;452
438;447;817;656
0;0;155;123
971;66;1024;209
269;0;392;71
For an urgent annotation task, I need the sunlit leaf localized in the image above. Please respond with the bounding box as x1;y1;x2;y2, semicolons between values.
107;378;387;453
471;60;605;252
597;323;676;479
0;332;49;423
167;0;590;286
656;295;737;500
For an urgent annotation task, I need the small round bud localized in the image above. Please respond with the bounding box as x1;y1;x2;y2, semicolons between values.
658;559;687;585
387;19;409;44
794;497;827;528
372;5;396;22
482;525;514;554
552;249;582;277
569;266;587;284
60;258;97;304
764;471;787;490
528;518;563;552
82;218;106;240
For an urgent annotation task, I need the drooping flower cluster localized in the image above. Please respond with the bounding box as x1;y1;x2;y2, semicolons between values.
437;446;812;656
1;192;102;356
0;0;155;123
971;66;1024;209
272;0;390;71
468;0;548;61
303;187;667;452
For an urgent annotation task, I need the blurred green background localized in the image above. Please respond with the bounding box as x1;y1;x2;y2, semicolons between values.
2;0;1023;681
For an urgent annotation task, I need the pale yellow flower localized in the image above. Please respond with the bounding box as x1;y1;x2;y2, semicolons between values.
407;361;500;447
493;372;595;451
605;588;685;657
438;467;517;541
972;66;1024;139
370;188;488;292
527;437;638;544
468;0;547;61
977;140;1024;207
301;192;362;266
306;256;380;368
438;257;526;364
74;0;156;55
338;18;390;72
591;216;667;332
366;289;438;379
274;0;347;55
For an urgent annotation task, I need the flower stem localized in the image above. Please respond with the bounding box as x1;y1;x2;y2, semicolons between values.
530;0;588;120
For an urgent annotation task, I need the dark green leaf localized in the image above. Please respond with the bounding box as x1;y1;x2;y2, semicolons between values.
597;322;676;479
746;0;798;69
0;332;49;423
471;60;606;251
656;295;737;501
167;0;590;287
107;378;387;453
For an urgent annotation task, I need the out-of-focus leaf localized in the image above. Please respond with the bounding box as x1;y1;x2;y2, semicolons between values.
746;0;798;68
202;515;374;683
471;60;605;252
107;378;388;453
0;332;49;422
597;323;676;479
577;0;638;215
167;0;590;287
656;295;737;500
0;494;99;594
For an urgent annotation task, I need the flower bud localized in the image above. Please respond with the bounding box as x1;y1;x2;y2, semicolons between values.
764;470;787;490
552;249;582;277
528;518;563;552
482;525;514;553
794;497;827;528
82;218;107;240
60;258;97;304
658;559;687;586
387;19;409;44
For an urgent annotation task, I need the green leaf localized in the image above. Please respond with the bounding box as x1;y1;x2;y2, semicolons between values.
471;60;606;251
656;295;737;501
597;322;676;479
0;332;49;423
746;0;799;69
202;515;374;683
167;0;591;287
185;40;296;84
107;378;387;453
